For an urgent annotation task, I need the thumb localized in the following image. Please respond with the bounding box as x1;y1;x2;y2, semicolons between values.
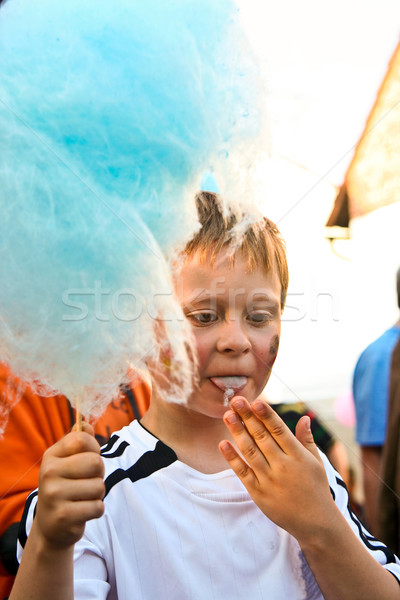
295;416;322;462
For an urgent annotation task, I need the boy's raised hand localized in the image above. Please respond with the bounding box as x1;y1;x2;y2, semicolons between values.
219;397;338;547
35;421;105;549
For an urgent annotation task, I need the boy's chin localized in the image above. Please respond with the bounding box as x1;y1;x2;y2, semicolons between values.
185;393;231;418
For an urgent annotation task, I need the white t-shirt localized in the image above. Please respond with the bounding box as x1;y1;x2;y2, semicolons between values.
18;420;400;600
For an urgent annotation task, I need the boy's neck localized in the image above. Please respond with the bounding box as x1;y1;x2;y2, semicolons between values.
140;401;233;474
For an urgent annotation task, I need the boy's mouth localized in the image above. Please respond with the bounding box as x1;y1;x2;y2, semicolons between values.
210;376;248;393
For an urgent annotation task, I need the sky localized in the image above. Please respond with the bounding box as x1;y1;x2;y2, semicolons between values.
235;0;400;405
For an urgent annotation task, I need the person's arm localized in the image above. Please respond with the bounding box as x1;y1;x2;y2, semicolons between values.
219;397;400;600
10;519;75;600
9;423;105;600
360;445;383;536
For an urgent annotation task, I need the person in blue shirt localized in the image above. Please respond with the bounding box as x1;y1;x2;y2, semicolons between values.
353;267;400;535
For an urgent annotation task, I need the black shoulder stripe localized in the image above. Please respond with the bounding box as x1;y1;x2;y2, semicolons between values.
18;490;38;549
101;434;121;454
335;478;398;564
104;440;177;498
102;440;130;459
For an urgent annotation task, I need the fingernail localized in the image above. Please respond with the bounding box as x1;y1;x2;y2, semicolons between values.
231;399;244;410
252;400;264;413
220;440;231;452
226;411;239;424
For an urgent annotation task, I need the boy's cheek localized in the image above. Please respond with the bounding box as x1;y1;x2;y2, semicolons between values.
192;330;212;354
259;333;280;371
191;339;210;373
263;352;278;372
269;334;279;357
267;353;278;371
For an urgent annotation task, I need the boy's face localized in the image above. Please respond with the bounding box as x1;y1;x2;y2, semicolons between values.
175;251;282;419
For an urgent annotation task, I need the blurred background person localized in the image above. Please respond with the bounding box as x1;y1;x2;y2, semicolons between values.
378;335;400;554
352;268;400;535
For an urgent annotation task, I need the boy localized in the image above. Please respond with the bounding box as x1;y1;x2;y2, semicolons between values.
10;193;400;599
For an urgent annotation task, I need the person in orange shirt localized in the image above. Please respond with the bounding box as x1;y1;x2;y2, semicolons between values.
0;363;150;599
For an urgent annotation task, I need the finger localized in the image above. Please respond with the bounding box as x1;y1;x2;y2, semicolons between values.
295;416;323;463
250;398;301;455
71;498;105;523
54;477;105;502
48;498;105;525
223;406;272;471
218;440;258;487
45;452;105;481
229;397;282;460
52;431;101;459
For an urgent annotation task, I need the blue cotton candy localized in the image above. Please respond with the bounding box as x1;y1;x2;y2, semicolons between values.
0;0;265;428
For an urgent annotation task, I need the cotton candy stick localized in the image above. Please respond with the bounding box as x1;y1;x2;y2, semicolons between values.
75;403;83;432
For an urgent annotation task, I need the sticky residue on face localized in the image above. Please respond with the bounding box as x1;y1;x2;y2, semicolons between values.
223;387;234;406
269;335;279;356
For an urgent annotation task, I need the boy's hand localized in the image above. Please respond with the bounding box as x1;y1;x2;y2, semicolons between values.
219;397;338;546
35;421;105;549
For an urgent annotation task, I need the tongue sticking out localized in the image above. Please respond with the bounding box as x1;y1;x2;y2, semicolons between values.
210;376;248;406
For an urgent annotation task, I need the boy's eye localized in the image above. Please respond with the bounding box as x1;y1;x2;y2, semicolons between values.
187;311;218;325
247;311;271;326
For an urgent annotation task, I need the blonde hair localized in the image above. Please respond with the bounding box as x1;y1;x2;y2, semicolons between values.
184;191;289;308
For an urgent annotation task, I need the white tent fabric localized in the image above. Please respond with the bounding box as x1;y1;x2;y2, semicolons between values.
236;0;400;405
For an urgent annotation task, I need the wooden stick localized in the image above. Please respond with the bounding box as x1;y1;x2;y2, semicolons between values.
75;397;83;431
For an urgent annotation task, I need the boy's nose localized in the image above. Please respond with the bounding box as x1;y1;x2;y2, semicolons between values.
216;319;251;354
